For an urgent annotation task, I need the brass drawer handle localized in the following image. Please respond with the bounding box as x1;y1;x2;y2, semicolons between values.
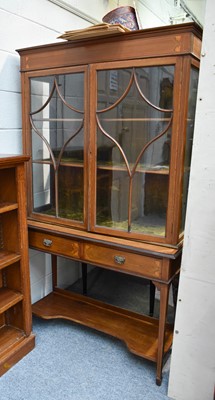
43;238;53;247
114;255;125;265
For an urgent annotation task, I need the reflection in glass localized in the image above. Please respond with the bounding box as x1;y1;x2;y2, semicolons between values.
58;165;84;220
30;73;85;222
32;163;55;213
180;67;199;232
96;66;174;236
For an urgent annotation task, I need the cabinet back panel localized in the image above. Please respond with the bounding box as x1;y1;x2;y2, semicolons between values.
0;169;16;203
3;262;21;292
0;314;5;327
5;303;24;331
0;212;19;253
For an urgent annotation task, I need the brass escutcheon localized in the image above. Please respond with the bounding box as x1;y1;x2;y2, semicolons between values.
43;238;53;247
114;255;125;265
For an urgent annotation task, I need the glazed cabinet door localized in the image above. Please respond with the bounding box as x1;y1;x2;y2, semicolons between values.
89;58;199;245
180;65;199;234
23;58;199;246
25;67;88;229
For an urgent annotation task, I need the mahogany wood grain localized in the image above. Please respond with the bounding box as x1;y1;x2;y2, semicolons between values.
28;220;182;258
0;155;30;167
28;230;80;259
83;242;162;279
17;23;201;72
156;283;170;385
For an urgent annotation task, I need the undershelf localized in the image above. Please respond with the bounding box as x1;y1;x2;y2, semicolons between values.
32;288;173;362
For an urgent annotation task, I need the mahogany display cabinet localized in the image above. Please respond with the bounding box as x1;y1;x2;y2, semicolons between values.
17;22;202;384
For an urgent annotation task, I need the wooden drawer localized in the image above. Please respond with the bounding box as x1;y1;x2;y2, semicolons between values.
28;230;80;259
83;243;162;279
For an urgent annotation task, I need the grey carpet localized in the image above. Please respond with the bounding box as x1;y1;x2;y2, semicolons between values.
0;318;172;400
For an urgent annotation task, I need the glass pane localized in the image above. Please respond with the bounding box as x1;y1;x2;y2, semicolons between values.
180;67;199;232
96;169;129;230
30;72;85;223
58;165;84;220
96;65;174;236
32;163;55;214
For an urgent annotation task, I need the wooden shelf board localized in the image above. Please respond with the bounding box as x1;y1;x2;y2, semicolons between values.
0;325;26;355
0;251;21;270
32;160;169;175
32;288;173;361
97;164;169;175
0;288;23;313
0;155;30;166
0;203;18;214
0;326;35;376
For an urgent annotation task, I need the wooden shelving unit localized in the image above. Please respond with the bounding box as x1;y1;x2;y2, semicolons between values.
0;155;35;376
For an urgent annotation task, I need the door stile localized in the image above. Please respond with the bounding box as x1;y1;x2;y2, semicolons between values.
88;64;98;233
168;56;193;244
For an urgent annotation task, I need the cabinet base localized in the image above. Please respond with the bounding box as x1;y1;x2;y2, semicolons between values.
32;288;173;362
0;326;35;376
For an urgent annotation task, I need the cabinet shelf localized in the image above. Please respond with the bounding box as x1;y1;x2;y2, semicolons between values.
32;288;173;362
33;159;84;168
98;118;171;122
0;203;18;214
0;251;21;270
33;159;169;174
33;118;83;122
97;164;169;174
0;288;23;314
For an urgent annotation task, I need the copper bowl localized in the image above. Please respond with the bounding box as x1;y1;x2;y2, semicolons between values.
102;6;139;31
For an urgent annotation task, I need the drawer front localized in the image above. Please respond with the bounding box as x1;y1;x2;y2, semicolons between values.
28;230;79;259
83;243;161;279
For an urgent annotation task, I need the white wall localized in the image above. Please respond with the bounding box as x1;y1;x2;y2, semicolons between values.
183;0;206;25
0;0;91;154
0;0;94;303
168;0;215;399
136;0;172;28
